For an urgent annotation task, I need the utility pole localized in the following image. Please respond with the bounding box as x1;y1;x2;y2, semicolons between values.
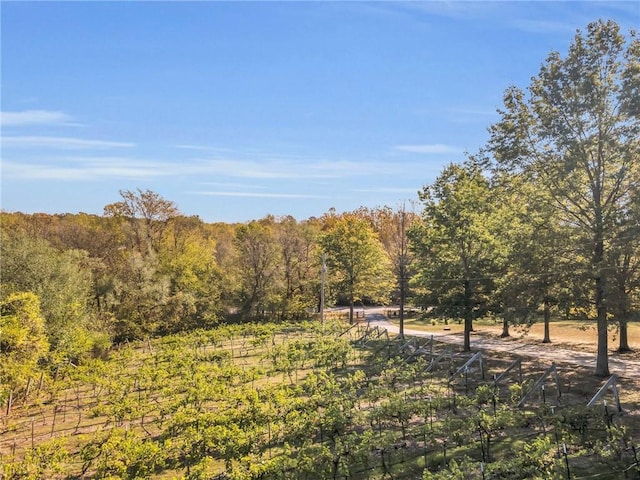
320;253;326;325
399;206;407;339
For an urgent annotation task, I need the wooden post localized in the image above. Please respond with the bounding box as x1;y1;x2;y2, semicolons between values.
51;405;58;437
6;390;13;416
320;253;326;326
25;377;33;399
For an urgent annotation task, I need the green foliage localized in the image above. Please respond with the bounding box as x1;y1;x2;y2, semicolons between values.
0;231;96;360
81;428;164;479
158;216;223;330
488;19;640;375
422;457;477;480
0;292;49;394
0;20;639;480
2;439;68;480
277;216;321;320
320;213;393;321
234;218;283;319
3;319;639;479
482;434;564;479
410;161;504;350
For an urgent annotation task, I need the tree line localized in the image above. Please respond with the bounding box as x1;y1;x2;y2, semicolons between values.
1;20;638;394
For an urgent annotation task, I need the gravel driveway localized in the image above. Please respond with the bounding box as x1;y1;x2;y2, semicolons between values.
363;309;640;381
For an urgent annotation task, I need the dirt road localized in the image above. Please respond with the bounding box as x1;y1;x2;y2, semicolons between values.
363;309;640;382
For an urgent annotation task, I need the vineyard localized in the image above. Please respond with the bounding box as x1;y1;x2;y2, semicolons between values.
2;318;640;480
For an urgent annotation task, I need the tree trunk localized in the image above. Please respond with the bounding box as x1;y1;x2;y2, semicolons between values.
594;228;609;376
615;280;632;353
542;296;551;344
349;296;355;324
500;316;510;338
463;279;472;351
618;316;632;353
595;275;609;376
398;211;407;340
399;274;405;340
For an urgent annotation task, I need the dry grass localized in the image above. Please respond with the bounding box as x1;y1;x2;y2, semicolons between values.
395;316;640;354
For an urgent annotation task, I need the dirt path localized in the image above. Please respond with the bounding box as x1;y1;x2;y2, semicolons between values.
364;309;640;382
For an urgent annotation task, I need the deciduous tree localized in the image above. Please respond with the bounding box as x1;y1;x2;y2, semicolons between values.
275;216;320;320
490;173;571;342
0;232;97;360
0;292;49;396
607;186;640;352
234;217;282;319
361;206;419;338
488;20;640;375
104;188;179;255
410;161;504;351
320;213;392;323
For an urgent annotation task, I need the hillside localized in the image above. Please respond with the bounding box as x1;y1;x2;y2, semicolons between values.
2;317;640;479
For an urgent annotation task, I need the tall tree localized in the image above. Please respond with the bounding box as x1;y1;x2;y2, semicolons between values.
362;206;418;338
488;20;640;375
607;185;640;352
104;188;179;255
0;292;49;396
0;231;96;360
234;217;282;319
158;215;222;331
109;250;170;341
206;221;240;312
490;173;572;342
101;190;210;339
275;217;320;320
410;161;504;351
320;213;392;323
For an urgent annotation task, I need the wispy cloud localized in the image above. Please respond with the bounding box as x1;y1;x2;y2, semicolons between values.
188;158;399;179
394;144;462;154
1;155;402;182
512;19;581;35
1;110;75;126
190;191;327;199
352;187;420;194
400;2;616;37
176;144;312;163
195;159;318;179
403;2;504;21
2;158;168;180
2;136;135;149
174;144;233;153
202;181;267;190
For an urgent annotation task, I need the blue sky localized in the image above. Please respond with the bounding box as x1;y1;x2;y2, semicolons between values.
2;1;638;223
